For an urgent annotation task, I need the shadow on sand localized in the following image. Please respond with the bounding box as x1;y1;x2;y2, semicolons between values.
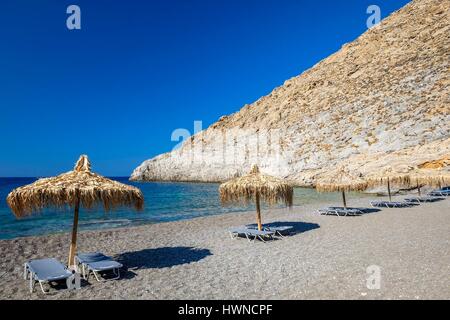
115;246;212;270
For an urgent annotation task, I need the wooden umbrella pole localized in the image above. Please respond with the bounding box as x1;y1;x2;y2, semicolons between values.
68;195;80;267
342;191;347;209
387;178;392;202
255;191;262;231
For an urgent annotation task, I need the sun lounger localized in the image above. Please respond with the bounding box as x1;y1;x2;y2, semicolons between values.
75;252;123;281
405;196;441;203
370;201;412;208
245;224;293;238
329;207;366;214
228;227;275;242
24;258;74;293
317;207;362;216
428;192;447;197
428;189;450;197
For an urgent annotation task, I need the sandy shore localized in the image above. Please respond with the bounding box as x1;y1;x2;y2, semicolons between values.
0;194;449;300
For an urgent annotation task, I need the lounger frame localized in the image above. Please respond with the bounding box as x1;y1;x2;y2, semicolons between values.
317;208;362;217
24;261;73;294
370;201;412;208
245;225;293;238
428;191;450;197
405;197;439;203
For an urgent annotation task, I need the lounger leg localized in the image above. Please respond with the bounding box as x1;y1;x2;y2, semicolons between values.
82;264;87;280
75;257;81;275
92;270;102;282
230;232;239;240
38;281;48;294
86;267;91;282
29;274;35;293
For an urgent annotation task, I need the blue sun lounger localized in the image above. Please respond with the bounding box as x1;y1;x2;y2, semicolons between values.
24;258;74;294
75;252;123;282
370;201;412;208
317;207;363;216
228;227;275;242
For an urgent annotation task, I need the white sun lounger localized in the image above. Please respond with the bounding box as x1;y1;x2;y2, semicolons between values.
24;258;74;294
428;190;450;197
228;227;275;242
75;252;123;282
405;196;440;203
317;207;362;216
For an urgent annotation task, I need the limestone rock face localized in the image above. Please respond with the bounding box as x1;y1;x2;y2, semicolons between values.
131;0;450;186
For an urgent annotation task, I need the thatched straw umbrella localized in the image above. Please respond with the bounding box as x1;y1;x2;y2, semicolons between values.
6;155;144;266
366;167;410;202
316;167;368;208
219;165;293;231
367;164;450;198
406;168;450;195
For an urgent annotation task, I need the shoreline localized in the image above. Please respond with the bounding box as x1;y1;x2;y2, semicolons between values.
1;203;299;242
1;179;420;241
0;193;449;299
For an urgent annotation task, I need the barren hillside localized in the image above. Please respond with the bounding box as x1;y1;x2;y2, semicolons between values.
131;0;450;185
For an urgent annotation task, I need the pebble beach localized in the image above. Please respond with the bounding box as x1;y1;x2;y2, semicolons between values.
0;194;448;300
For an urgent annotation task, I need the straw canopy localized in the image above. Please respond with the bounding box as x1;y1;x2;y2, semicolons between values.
406;168;450;188
366;164;450;189
7;155;144;218
219;165;293;207
316;167;368;193
365;165;412;189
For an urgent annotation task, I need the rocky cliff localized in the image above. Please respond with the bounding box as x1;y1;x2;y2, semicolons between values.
131;0;450;185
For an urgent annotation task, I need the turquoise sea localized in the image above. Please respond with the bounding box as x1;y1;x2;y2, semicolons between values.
0;177;373;239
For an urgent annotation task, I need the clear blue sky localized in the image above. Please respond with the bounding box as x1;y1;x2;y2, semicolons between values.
0;0;411;177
